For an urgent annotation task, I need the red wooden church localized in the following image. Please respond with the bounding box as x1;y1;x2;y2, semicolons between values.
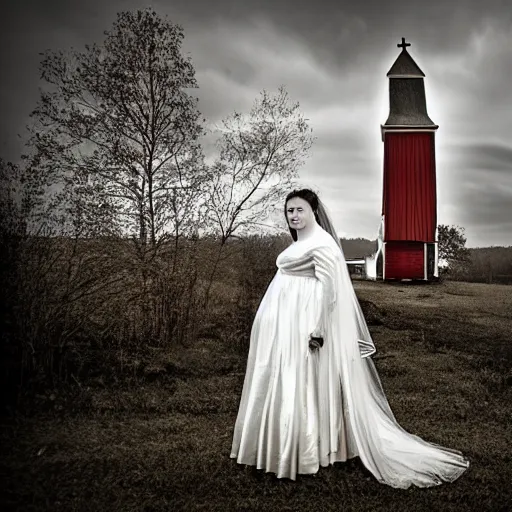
375;38;439;281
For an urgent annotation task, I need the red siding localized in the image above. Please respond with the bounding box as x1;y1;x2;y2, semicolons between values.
385;242;425;280
382;132;437;242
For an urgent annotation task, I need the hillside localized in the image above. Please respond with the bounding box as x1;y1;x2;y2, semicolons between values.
340;237;377;259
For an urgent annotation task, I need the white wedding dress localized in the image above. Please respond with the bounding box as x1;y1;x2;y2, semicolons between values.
230;222;469;488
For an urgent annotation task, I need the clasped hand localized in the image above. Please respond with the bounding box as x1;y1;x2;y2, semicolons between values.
309;335;323;350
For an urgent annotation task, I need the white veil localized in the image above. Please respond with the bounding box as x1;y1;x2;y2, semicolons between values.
315;198;376;358
314;199;469;488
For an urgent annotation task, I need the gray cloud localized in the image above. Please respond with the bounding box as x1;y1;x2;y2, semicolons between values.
457;183;512;238
1;0;511;246
453;142;512;173
437;141;512;246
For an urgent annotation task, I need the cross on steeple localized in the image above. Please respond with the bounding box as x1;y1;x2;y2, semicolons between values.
397;37;411;50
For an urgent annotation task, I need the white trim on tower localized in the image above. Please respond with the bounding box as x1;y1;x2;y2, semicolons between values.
424;243;428;280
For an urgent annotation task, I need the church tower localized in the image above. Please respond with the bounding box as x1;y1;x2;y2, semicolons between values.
380;38;439;281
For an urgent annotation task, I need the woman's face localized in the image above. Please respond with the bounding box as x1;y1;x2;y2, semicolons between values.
286;197;314;231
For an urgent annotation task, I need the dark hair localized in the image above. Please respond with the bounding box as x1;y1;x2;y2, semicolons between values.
284;189;320;241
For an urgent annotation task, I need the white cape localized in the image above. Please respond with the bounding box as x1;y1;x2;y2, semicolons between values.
230;224;469;488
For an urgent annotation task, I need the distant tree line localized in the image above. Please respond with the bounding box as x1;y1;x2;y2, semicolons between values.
448;246;512;284
340;238;377;259
437;224;512;283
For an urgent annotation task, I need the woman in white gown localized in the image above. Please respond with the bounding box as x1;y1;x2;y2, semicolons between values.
230;189;469;488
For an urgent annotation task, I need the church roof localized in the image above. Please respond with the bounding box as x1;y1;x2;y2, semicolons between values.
387;48;425;78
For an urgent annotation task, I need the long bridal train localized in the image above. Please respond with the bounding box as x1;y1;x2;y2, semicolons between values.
230;223;469;488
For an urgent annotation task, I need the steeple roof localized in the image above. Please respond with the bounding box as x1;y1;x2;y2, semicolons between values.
387;39;425;77
382;38;436;128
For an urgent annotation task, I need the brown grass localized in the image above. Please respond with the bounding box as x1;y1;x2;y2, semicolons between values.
1;280;511;511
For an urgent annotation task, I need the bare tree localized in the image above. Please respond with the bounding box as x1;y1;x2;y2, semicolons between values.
1;9;216;387
27;8;208;247
202;86;314;305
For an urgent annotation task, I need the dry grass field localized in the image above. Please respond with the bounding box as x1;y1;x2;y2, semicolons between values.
1;279;511;511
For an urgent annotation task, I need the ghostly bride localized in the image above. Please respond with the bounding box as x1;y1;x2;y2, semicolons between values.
230;188;469;488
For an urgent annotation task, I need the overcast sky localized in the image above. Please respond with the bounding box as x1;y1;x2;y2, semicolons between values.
1;0;511;247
